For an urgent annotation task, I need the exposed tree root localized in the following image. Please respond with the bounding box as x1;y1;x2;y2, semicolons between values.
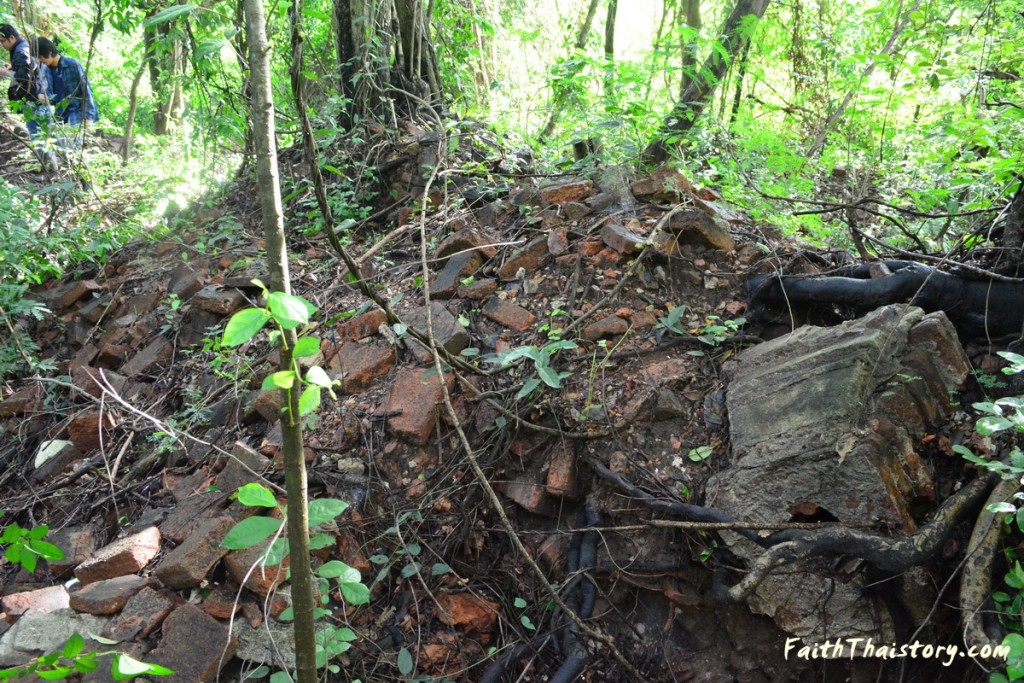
960;476;1020;655
712;474;997;602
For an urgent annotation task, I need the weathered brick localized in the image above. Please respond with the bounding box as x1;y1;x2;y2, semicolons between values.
458;278;498;300
0;384;42;417
386;367;455;445
434;592;500;635
106;586;178;642
336;309;388;342
68;575;148;615
537;177;594;205
335;340;398;393
192;285;246;315
223;535;288;597
67;410;116;453
1;585;69;618
600;222;645;254
46;526;98;577
431;251;483;299
434;227;499;265
146;604;236;682
630;166;696;199
497;237;549;280
581;315;629;341
545;444;577;497
120;337;174;377
402;302;471;363
75;527;161;585
482;297;536;332
155;516;234;589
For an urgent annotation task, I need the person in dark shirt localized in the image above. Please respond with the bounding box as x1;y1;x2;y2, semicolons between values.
36;37;98;127
0;23;58;172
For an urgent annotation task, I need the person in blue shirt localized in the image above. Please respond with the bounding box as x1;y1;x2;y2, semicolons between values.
0;23;58;172
35;37;98;128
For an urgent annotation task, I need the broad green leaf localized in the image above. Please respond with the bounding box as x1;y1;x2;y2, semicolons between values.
537;364;561;388
513;597;527;609
261;371;296;391
143;3;196;27
235;483;278;508
265;538;288;565
269;672;292;683
29;540;64;561
221;516;282;550
397;647;414;676
292;336;320;358
223;308;271;347
27;525;48;540
277;607;294;621
304;365;333;388
309;533;335;550
308;498;349;526
978;416;1013;436
21;551;37;573
317;560;360;582
62;633;84;659
298;386;321;416
515;378;541;401
431;563;452;576
267;292;316;329
340;581;370;605
36;667;72;679
400;561;421;579
112;653;174;678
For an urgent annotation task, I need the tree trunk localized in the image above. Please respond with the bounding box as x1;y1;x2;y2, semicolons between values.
805;0;921;158
538;0;602;143
644;0;771;162
143;13;186;135
604;0;617;102
679;0;701;93
728;38;751;126
332;0;443;125
120;61;146;164
242;0;318;681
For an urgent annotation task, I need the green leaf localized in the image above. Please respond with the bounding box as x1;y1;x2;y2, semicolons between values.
431;563;452;576
235;483;279;508
308;498;349;526
87;633;118;645
261;371;296;391
513;597;527;609
112;653;174;679
340;581;370;605
36;667;72;679
520;614;536;631
21;551;37;573
269;672;293;683
317;561;360;582
309;533;335;550
304;365;333;388
221;516;283;550
400;561;421;578
512;376;544;403
278;607;294;622
223;308;271;347
298;386;321;416
292;336;320;358
397;647;414;676
978;416;1013;436
27;525;48;540
28;540;64;561
267;292;316;330
62;633;85;659
537;364;562;388
143;3;196;27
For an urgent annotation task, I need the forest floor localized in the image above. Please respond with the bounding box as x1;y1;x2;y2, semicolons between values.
0;119;1002;682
